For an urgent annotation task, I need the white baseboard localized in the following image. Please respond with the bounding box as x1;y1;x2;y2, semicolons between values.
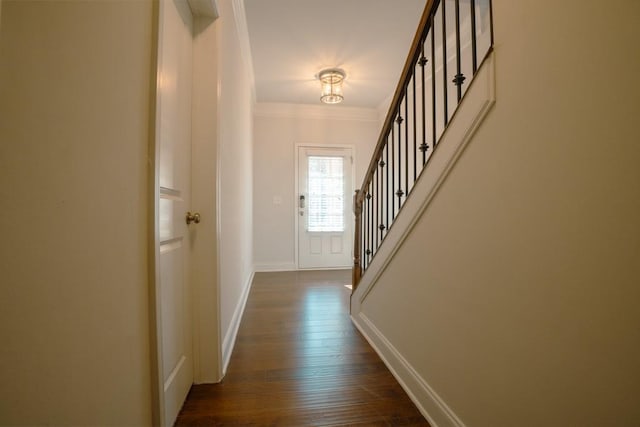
352;312;466;427
253;262;297;272
221;269;254;375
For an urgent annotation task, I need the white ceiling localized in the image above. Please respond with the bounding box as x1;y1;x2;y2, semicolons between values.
243;0;426;109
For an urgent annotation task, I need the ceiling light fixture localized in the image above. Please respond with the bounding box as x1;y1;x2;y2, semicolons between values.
318;68;346;104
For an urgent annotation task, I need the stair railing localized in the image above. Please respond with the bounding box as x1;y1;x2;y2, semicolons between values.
353;0;493;288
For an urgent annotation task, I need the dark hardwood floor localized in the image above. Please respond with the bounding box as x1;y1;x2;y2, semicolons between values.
175;270;429;426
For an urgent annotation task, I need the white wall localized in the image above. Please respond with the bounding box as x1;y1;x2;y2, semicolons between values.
216;0;255;370
354;0;640;426
0;1;153;424
253;104;380;271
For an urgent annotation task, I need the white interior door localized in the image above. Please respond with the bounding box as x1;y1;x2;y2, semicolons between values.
156;0;195;425
297;147;353;269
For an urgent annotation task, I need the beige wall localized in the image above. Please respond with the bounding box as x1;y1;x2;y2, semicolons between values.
358;0;640;425
190;0;255;380
253;108;380;270
191;15;221;383
0;1;153;425
216;0;254;366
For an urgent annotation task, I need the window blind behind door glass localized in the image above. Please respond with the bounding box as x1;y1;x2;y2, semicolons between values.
307;156;344;232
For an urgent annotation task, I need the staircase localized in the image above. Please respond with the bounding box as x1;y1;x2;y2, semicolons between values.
353;0;493;289
350;1;640;426
350;1;495;425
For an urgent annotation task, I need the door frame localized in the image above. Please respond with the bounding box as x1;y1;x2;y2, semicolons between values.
150;0;192;424
148;2;221;426
294;143;356;270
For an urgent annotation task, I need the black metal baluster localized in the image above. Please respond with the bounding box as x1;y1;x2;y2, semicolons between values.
396;107;404;208
404;87;409;197
361;190;364;270
367;179;374;262
419;45;427;165
378;170;382;249
363;190;367;270
412;68;417;183
441;0;448;126
365;186;369;266
453;0;465;102
489;0;494;47
431;15;437;149
378;147;389;241
361;192;364;271
374;168;378;251
391;124;395;220
470;0;478;74
385;141;389;232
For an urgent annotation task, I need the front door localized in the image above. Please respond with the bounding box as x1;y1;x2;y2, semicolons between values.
297;146;353;269
155;0;195;425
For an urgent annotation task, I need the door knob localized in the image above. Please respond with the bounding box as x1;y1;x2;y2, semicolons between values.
186;211;201;225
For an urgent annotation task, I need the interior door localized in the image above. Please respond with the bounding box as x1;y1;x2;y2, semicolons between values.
298;147;353;269
155;0;195;425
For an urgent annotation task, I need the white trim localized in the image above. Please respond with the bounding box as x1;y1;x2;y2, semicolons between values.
221;270;255;375
254;262;297;272
352;313;466;427
163;356;187;392
231;0;256;104
254;102;378;122
354;53;495;305
298;266;352;271
253;263;352;272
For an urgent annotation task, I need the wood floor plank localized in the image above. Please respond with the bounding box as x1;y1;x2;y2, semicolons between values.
175;270;429;426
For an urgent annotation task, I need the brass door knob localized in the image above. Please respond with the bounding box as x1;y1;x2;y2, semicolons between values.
186;211;201;225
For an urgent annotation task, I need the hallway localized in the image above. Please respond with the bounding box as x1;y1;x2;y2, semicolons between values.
175;270;429;426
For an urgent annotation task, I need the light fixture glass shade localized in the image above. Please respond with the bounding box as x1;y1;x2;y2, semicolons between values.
319;68;345;104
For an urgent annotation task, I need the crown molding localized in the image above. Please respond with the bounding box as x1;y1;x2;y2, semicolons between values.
254;102;379;122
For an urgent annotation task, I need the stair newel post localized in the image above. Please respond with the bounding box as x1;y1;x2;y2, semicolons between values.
352;189;363;289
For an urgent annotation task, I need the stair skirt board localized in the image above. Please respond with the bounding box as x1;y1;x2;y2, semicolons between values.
352;313;466;427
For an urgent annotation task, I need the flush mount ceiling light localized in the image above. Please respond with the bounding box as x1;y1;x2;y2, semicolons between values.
318;68;346;104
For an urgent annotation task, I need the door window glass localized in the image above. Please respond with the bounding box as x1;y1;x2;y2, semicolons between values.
307;156;344;232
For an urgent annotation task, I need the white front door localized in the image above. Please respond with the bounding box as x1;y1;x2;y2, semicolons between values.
297;146;354;269
155;0;194;425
